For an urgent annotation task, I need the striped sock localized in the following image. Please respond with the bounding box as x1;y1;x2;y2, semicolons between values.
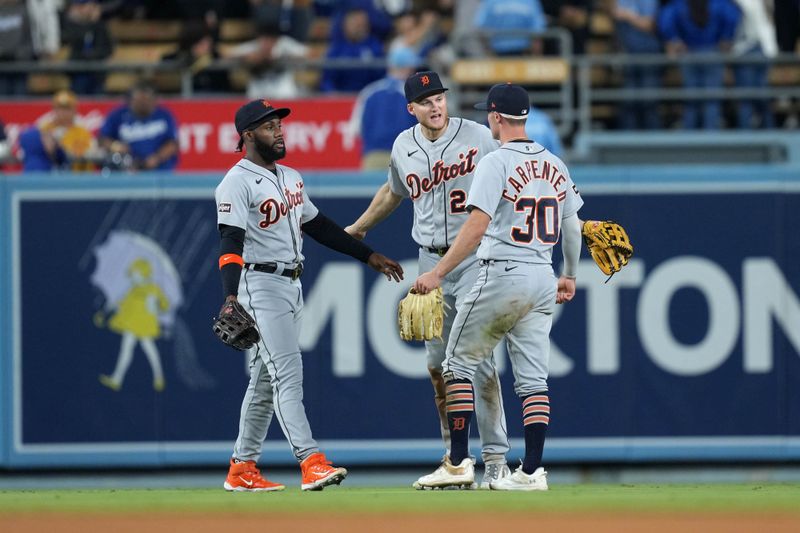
521;392;550;475
446;379;474;465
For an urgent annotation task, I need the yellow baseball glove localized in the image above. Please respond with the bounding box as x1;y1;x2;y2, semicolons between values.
582;220;633;276
398;287;445;341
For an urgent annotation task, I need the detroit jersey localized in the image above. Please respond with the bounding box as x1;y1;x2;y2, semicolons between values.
388;118;499;248
215;158;319;265
468;140;583;263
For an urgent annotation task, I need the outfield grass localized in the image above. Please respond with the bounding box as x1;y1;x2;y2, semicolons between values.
1;484;800;515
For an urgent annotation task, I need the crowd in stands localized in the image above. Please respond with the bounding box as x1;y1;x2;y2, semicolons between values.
12;80;178;172
1;0;798;171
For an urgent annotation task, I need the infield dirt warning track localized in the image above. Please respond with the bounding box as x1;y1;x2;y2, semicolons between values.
2;484;800;532
4;512;800;533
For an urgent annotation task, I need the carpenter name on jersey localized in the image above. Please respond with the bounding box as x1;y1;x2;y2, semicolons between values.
388;118;500;248
468;140;583;263
215;158;319;265
500;156;570;203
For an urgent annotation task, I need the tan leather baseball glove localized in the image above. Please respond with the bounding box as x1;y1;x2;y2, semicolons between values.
398;287;445;341
582;220;634;276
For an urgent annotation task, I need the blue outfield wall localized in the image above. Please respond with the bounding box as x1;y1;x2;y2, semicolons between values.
1;165;800;469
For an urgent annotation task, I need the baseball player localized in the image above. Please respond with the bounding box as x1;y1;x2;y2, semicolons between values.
346;71;511;489
215;99;404;492
413;83;583;491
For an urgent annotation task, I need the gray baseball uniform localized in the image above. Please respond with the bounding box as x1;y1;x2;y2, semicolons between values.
388;118;509;463
443;140;583;395
216;158;320;462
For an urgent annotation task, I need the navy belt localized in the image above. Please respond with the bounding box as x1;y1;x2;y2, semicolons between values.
245;262;303;280
424;246;450;257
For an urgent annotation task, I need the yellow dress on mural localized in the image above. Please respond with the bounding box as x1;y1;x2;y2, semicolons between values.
99;258;170;392
108;283;169;339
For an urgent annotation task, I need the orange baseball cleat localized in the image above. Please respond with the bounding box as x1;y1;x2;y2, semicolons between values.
224;459;285;492
300;452;347;491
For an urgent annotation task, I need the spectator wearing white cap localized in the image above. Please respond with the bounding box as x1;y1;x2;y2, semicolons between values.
732;0;778;128
350;45;423;169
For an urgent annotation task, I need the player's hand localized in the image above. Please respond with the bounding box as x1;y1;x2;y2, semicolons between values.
144;154;161;169
109;140;129;154
345;224;366;240
556;276;576;304
413;271;442;294
367;253;404;282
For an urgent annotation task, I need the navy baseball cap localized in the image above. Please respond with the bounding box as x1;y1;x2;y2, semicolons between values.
474;83;530;119
404;71;448;103
235;99;291;135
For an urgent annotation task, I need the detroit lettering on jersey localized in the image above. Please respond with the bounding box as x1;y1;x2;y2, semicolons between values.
389;118;499;248
501;159;568;203
215;159;319;265
259;182;306;229
406;148;478;200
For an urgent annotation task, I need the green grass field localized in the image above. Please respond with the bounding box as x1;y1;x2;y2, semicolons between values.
2;484;800;515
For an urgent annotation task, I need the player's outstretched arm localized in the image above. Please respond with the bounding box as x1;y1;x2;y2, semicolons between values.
414;208;491;293
302;211;403;282
366;252;404;282
345;183;404;240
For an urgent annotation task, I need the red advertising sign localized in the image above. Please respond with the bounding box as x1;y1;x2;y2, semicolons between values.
0;97;361;171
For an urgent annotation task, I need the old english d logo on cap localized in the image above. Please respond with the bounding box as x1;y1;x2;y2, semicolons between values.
404;71;448;103
235;99;291;135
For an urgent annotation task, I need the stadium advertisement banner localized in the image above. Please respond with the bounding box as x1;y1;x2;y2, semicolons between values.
0;97;361;171
1;171;799;468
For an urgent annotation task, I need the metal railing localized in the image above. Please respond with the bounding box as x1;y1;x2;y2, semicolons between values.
448;28;574;136
575;52;800;135
0;56;395;98
4;45;800;140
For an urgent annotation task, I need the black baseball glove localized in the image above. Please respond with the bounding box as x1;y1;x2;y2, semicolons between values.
212;299;260;351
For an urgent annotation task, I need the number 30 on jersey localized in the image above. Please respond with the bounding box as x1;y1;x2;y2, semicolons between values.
511;196;559;245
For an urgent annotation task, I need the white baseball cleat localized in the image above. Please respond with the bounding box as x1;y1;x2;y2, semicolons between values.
489;465;548;491
480;462;511;489
412;456;476;490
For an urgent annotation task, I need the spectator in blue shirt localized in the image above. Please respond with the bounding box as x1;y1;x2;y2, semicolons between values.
328;0;394;42
351;45;422;169
524;105;563;157
18;127;65;171
99;80;179;171
320;7;385;93
474;0;546;56
19;90;97;172
613;0;663;129
659;0;741;129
